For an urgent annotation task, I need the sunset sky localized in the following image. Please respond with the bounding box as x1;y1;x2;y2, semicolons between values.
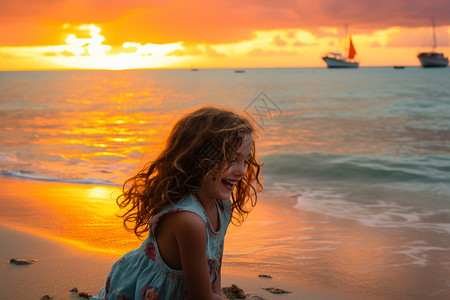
1;0;449;70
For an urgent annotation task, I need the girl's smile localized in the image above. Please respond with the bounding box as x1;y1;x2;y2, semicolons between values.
200;133;253;203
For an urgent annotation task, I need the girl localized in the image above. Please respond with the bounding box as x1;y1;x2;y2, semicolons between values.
92;106;263;300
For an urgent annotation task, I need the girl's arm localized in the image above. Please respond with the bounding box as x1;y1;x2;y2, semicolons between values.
172;212;225;300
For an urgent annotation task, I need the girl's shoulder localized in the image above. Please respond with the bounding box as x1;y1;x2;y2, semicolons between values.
149;195;205;235
148;196;232;237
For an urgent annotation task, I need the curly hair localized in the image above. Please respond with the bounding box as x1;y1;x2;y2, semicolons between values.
117;106;263;238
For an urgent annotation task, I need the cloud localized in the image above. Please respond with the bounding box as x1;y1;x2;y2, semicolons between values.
246;48;299;56
0;51;19;59
42;52;58;57
0;0;449;47
167;43;203;56
42;50;75;57
292;41;308;46
61;50;76;56
272;35;288;46
204;45;226;57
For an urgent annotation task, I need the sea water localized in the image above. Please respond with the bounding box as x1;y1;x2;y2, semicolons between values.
1;67;449;299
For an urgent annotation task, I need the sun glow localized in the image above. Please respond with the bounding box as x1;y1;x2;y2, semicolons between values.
65;24;111;56
1;20;449;70
2;23;186;70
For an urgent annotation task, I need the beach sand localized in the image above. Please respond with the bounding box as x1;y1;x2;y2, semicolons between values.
0;176;345;300
0;224;348;300
1;225;116;300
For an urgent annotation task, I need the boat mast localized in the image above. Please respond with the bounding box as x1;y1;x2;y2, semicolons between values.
344;23;348;57
432;18;436;52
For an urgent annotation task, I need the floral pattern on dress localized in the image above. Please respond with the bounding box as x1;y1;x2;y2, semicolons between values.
141;285;158;300
207;258;219;281
167;272;178;283
145;243;157;260
117;292;130;300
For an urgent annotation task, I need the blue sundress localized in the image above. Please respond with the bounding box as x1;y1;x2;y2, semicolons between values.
91;195;232;300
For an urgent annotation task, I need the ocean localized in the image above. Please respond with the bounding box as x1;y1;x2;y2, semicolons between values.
1;67;449;299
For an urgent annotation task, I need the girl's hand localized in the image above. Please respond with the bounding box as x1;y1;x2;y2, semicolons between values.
212;293;228;300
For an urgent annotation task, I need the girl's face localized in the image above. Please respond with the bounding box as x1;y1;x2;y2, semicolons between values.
200;133;253;203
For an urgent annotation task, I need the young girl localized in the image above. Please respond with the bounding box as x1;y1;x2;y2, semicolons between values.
92;106;263;300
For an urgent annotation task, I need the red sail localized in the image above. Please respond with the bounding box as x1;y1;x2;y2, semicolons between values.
348;36;356;59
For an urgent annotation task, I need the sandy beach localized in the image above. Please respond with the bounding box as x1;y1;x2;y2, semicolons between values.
1;224;120;300
0;224;348;300
0;175;353;300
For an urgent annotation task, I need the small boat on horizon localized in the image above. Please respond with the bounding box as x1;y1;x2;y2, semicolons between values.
417;19;449;68
323;25;359;68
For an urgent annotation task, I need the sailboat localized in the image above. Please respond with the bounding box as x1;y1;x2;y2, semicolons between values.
417;19;449;68
322;26;359;68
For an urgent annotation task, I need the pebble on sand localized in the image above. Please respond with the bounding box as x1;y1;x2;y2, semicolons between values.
222;284;269;300
9;258;37;265
263;287;291;294
70;287;92;298
222;284;247;299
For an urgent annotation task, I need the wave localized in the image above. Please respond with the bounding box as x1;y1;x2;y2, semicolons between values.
2;152;449;195
0;169;119;186
262;152;449;183
260;153;450;234
261;152;450;197
295;189;450;235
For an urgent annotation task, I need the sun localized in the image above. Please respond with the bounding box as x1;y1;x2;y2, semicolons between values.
38;24;186;70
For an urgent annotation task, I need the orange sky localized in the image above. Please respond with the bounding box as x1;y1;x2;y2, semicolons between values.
0;0;449;70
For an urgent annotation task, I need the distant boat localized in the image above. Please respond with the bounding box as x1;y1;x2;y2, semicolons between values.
323;25;359;68
417;19;449;68
234;70;246;73
393;66;405;69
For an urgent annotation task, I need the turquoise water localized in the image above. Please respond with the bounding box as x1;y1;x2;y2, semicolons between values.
1;67;448;193
1;67;449;226
1;67;450;299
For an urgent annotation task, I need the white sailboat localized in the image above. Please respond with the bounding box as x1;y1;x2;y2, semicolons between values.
323;26;359;68
417;19;449;68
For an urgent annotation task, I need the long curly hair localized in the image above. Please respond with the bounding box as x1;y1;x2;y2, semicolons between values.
117;106;263;238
